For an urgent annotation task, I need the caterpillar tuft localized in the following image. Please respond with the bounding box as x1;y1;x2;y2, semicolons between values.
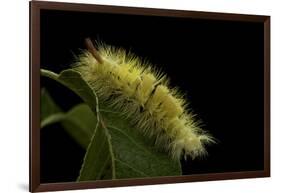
73;38;215;160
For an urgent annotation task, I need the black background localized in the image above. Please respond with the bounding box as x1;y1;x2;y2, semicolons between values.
40;9;264;183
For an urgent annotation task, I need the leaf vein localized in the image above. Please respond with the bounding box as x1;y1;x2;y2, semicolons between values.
108;125;153;156
115;159;148;177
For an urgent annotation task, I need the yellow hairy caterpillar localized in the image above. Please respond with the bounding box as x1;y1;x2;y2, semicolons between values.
74;38;214;160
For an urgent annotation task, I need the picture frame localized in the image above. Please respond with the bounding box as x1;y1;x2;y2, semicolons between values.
30;1;270;192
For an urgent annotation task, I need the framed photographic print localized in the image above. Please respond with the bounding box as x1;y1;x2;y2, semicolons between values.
30;1;270;192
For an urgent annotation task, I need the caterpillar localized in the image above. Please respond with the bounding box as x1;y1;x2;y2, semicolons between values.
73;38;214;160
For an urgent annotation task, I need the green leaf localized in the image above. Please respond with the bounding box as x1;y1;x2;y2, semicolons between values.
41;88;65;128
41;113;65;128
40;88;96;149
77;114;113;181
41;69;97;112
40;69;100;148
41;88;62;122
62;104;97;149
41;69;110;180
41;69;181;181
78;108;181;181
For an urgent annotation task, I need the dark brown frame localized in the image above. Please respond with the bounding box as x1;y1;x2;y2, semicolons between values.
30;1;270;192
